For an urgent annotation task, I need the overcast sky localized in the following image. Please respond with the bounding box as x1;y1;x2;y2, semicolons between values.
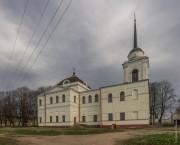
0;0;180;95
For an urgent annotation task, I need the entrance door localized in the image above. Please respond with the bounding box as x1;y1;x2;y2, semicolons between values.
74;117;76;125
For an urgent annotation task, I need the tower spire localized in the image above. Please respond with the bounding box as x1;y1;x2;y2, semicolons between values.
134;13;137;49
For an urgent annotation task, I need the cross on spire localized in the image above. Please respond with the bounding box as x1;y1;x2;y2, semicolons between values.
73;67;75;75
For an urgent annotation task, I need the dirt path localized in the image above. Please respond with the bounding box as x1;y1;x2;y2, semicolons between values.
1;129;175;145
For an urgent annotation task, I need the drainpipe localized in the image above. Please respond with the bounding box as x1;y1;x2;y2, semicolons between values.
44;94;46;126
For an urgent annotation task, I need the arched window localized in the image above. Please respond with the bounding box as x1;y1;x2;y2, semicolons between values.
108;93;112;103
120;92;125;101
50;97;53;104
88;95;92;103
56;96;59;103
39;99;42;106
82;96;85;104
132;69;138;82
62;94;65;102
95;94;99;102
132;89;138;100
74;95;76;103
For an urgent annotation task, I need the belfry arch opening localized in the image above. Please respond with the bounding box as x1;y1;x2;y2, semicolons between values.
132;69;138;82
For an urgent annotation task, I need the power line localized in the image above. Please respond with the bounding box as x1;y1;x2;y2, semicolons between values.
1;0;29;90
18;0;72;88
6;0;50;90
9;0;64;90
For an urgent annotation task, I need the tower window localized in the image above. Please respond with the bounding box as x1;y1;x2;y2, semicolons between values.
132;69;138;82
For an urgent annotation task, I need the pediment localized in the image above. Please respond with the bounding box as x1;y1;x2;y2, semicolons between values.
46;85;67;94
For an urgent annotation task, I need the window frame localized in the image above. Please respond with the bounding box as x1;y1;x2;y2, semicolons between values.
74;95;76;103
88;95;92;103
82;116;86;122
108;113;113;121
62;115;65;122
50;116;52;123
108;93;113;103
93;115;97;122
56;116;59;122
56;96;59;103
120;92;125;101
120;112;125;121
95;94;99;102
62;94;65;102
39;99;42;106
82;96;86;104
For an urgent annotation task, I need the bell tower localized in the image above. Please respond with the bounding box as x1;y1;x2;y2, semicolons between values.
122;14;149;83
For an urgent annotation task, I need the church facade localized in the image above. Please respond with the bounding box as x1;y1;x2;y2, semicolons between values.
37;18;150;128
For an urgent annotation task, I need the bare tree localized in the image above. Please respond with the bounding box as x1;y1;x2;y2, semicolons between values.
150;80;176;125
149;82;159;125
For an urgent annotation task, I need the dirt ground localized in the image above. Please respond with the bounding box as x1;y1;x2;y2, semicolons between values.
0;129;175;145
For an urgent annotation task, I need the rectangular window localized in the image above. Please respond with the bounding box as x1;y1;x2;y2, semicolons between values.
74;96;76;103
82;116;86;122
50;116;52;123
93;115;97;122
62;115;65;122
108;113;113;121
56;116;59;122
120;112;125;120
39;117;42;123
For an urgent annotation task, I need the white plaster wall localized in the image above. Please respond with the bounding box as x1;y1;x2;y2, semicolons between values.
101;80;149;125
69;90;79;125
79;90;100;125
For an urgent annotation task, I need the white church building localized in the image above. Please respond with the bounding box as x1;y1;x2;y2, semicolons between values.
37;17;150;128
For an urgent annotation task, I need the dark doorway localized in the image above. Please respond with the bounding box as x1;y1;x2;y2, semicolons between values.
74;117;76;125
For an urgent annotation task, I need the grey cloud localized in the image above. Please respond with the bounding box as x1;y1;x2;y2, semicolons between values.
0;0;180;96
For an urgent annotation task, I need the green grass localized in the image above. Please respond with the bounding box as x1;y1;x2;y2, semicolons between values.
0;127;123;136
0;128;61;136
0;137;19;145
62;128;123;135
116;134;180;145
